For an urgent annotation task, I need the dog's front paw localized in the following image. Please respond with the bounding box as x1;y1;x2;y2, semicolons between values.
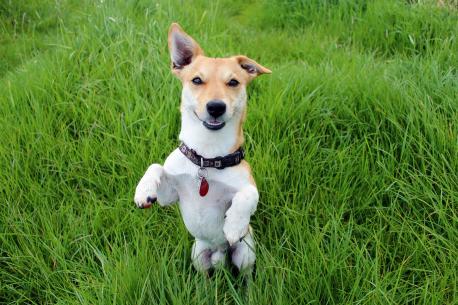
223;218;249;246
134;164;163;209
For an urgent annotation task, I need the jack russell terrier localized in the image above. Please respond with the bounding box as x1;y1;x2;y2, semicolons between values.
134;23;271;274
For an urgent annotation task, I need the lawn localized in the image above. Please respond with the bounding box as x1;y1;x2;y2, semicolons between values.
1;0;457;304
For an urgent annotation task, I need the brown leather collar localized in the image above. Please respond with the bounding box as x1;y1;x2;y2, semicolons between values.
179;143;245;170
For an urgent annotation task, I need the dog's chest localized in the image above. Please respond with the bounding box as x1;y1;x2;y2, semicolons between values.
163;149;240;244
176;175;234;242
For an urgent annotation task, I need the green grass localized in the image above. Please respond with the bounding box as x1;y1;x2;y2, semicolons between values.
1;0;457;304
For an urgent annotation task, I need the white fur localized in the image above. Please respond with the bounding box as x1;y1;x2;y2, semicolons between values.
230;229;255;272
135;145;258;272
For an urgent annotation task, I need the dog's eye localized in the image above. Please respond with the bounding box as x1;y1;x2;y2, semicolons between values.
227;79;239;87
192;77;203;85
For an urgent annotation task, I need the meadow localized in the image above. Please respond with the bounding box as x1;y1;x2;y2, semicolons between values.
1;0;457;304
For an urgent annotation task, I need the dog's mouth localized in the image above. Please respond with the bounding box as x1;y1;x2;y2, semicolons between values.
194;111;226;131
203;119;225;130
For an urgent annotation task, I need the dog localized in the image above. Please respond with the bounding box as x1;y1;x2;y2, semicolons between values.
134;23;271;274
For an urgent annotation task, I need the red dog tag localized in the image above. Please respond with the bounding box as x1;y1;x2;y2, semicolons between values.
199;177;209;196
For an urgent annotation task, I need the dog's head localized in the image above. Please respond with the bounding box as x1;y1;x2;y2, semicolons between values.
168;23;271;131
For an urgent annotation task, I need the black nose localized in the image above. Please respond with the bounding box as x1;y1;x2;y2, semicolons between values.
206;100;226;118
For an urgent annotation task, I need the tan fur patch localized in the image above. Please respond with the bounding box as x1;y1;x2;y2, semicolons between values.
239;160;256;187
177;56;252;115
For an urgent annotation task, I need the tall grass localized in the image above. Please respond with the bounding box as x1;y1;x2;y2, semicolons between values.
1;0;457;304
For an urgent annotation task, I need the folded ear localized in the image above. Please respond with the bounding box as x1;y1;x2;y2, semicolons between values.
235;55;271;80
168;23;204;72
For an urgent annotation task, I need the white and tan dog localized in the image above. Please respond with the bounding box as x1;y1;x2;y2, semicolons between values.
134;23;270;274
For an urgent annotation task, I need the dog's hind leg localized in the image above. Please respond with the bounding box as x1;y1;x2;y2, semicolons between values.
191;239;213;272
229;228;255;275
192;240;227;274
210;246;227;269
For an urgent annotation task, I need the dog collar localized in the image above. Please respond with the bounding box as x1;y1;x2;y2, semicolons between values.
179;143;245;170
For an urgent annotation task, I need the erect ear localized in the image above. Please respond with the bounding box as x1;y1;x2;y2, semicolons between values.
235;55;271;80
168;23;204;72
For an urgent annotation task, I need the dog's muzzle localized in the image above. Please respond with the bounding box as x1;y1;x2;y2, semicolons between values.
203;100;226;130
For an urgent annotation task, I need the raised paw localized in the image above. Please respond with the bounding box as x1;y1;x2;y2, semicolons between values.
223;219;249;246
134;164;163;209
139;196;157;209
134;184;157;209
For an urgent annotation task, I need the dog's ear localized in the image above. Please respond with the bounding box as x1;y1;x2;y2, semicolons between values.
235;55;271;80
168;23;204;73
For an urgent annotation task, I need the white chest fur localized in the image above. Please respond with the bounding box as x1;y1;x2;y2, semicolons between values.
163;149;251;245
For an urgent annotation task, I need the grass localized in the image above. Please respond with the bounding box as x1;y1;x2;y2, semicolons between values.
1;0;457;304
